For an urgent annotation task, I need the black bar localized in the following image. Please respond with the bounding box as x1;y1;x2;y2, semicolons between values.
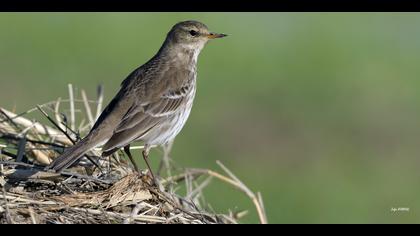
0;0;418;12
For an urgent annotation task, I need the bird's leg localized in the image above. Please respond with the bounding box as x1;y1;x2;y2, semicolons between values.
124;145;140;173
142;146;157;185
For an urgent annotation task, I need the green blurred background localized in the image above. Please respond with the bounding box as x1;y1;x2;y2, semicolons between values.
1;13;420;223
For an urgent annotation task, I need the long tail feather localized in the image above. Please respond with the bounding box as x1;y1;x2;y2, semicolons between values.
47;138;97;172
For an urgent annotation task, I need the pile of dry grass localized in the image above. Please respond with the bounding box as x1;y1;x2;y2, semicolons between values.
0;84;267;224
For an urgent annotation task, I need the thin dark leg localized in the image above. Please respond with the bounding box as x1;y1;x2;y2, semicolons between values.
124;145;140;173
142;149;156;184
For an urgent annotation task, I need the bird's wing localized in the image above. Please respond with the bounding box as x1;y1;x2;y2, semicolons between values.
121;84;190;126
101;84;191;153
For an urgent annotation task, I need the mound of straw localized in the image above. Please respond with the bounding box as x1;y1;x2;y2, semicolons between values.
0;84;267;224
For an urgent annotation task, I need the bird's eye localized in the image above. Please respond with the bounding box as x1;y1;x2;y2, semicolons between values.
189;30;198;37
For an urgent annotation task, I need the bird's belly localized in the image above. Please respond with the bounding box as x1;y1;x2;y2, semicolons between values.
141;89;196;146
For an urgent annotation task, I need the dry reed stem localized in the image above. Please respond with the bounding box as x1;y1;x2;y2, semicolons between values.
68;84;76;131
161;164;268;224
54;97;66;132
81;90;94;128
216;161;268;224
0;108;72;146
1;189;13;224
96;85;104;120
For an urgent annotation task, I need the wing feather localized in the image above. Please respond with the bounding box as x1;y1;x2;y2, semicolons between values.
102;84;191;153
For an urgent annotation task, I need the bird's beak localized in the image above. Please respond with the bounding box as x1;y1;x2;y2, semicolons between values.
206;32;228;39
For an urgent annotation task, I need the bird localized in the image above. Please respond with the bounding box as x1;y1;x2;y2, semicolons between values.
47;20;227;181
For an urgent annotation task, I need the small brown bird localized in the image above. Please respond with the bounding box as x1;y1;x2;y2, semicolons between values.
48;20;227;179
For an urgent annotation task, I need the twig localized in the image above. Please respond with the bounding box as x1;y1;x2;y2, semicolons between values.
15;122;35;137
36;105;102;169
77;119;86;133
60;170;113;185
161;164;268;224
96;84;104;121
36;105;75;145
185;172;193;197
16;137;27;163
158;140;174;177
71;207;167;223
0;194;58;206
0;108;20;131
162;168;238;188
0;161;40;168
1;182;13;224
186;176;213;200
216;161;268;224
0;107;72;145
128;145;156;150
68;84;76;131
124;203;145;224
257;192;266;220
147;187;214;224
28;207;37;224
54;97;66;131
0;134;65;148
81;90;94;128
0;161;112;185
57;118;80;141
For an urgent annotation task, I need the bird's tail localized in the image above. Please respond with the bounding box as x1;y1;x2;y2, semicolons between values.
47;137;98;172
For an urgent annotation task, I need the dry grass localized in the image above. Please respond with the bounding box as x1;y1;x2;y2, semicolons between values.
0;84;267;224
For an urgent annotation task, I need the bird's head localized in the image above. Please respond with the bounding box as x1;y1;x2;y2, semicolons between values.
166;20;227;51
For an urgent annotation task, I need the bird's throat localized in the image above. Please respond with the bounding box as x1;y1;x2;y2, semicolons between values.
175;46;201;66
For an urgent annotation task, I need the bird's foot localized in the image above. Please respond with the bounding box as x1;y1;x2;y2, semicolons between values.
138;169;159;188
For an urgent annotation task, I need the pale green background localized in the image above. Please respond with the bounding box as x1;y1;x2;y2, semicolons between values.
1;13;420;223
